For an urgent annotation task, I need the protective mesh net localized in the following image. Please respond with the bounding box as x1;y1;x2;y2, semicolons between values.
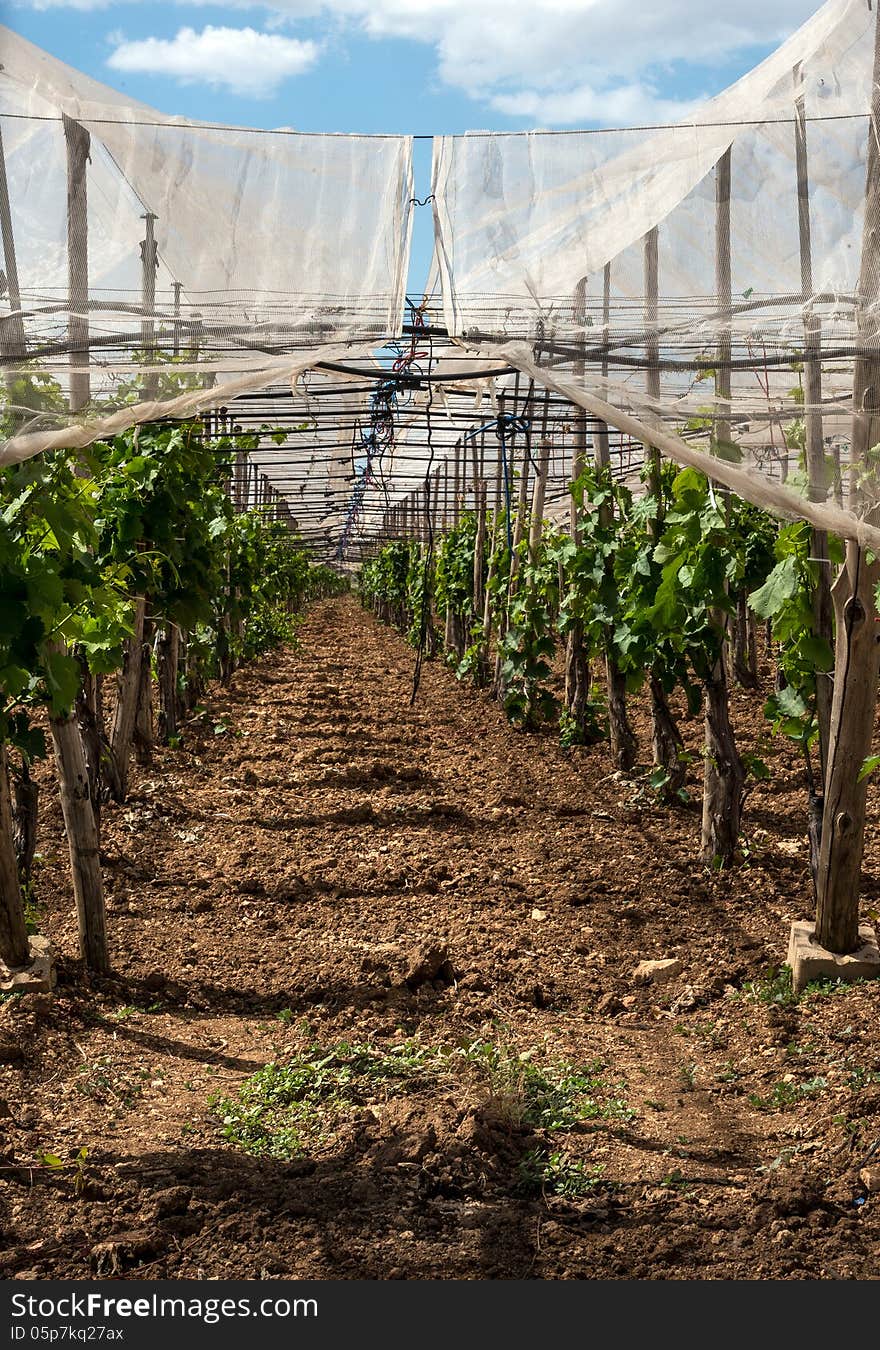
5;0;880;559
429;0;880;544
0;25;413;448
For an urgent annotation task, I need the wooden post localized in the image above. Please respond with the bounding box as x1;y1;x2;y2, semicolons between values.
566;277;591;726
493;401;503;519
815;547;880;952
815;5;880;954
110;594;147;801
453;439;461;527
484;437;503;623
50;708;109;974
570;278;588;540
234;450;247;512
11;756;38;887
473;474;487;623
0;124;26;375
794;64;833;783
492;382;534;696
157;623;180;743
0;743;30;969
172;280;182;357
699;146;746;863
510;382;533;565
595;263;611;469
504;381;518;509
134;613;154;766
63;114;90;413
715;149;732;450
470;430;485;619
644;226;662;503
566;275;593;734
529;395;551;562
642;230;686;788
191;310;203;366
141;212;158;401
466;434;480;518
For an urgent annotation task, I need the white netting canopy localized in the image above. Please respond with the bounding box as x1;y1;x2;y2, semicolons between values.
432;0;872;348
0;24;413;445
4;0;880;558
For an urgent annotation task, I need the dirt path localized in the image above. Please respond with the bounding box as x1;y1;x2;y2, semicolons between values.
2;596;880;1279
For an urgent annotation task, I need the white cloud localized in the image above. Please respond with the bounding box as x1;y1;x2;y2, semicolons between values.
106;26;320;98
18;0;826;122
347;0;821;123
490;83;704;129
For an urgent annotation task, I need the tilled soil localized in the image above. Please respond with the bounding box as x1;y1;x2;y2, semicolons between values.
2;595;880;1280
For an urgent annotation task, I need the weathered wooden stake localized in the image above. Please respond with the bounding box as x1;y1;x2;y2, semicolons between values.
794;65;833;782
140;212;159;401
814;6;880;954
473;475;487;623
110;595;147;801
50;708;109;974
700;146;745;863
565;277;591;728
643;226;662;502
529;393;551;562
12;755;38;885
134;614;154;766
453;439;462;527
172;280;182;357
0;743;30;969
0;124;26;382
63;114;90;413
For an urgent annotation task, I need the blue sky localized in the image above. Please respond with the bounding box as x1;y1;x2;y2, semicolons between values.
3;0;827;288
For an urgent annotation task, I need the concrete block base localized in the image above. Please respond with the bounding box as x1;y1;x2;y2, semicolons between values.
787;920;880;996
0;936;55;995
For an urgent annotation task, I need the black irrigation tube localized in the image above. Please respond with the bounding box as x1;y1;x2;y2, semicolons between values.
313;359;517;383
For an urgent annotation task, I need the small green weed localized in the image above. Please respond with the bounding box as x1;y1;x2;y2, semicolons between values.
212;1038;634;1160
466;1041;632;1131
679;1062;698;1089
749;1076;828;1112
517;1149;608;1199
211;1040;438;1159
738;965;853;1008
739;965;798;1007
22;890;41;937
660;1167;695;1194
39;1146;89;1196
716;1060;743;1083
846;1065;880;1090
802;976;849;999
